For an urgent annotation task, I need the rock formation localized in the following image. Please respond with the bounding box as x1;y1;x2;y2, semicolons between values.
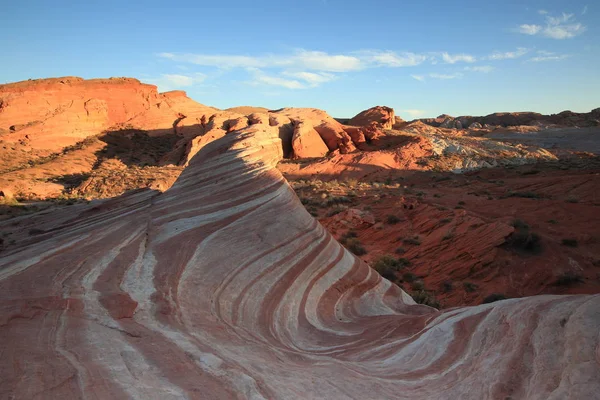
1;125;599;399
0;77;217;151
349;106;395;130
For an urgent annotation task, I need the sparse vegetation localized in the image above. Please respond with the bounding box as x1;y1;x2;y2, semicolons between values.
372;255;408;280
345;239;367;256
402;272;417;283
508;191;543;199
386;214;400;224
395;247;406;255
554;272;584;286
463;282;478;293
441;280;453;293
411;290;440;308
403;236;421;246
508;219;542;253
561;238;578;247
482;293;508;304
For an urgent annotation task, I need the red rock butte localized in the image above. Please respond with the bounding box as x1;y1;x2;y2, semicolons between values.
1;119;599;398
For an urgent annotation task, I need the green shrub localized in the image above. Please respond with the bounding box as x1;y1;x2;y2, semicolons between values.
411;290;440;308
395;247;406;255
346;239;367;256
402;272;417;283
441;280;453;293
561;238;578;247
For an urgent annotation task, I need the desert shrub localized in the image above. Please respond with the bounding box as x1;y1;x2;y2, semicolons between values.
511;219;529;230
411;280;425;291
372;255;406;280
561;238;578;247
326;206;346;217
411;290;440;308
547;219;559;224
509;191;542;199
402;272;417;283
565;196;579;203
441;280;453;293
482;293;508;304
511;230;542;252
458;201;466;205
433;193;442;198
386;214;401;225
442;231;454;241
395;247;406;255
326;196;353;206
339;230;358;245
440;218;452;224
555;272;583;286
346;239;367;256
508;219;542;253
403;236;421;246
463;282;478;293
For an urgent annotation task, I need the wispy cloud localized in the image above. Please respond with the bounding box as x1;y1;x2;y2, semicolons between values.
158;50;362;72
247;68;305;89
517;24;543;35
538;9;548;15
515;11;586;39
282;71;335;86
441;52;476;64
487;47;529;60
411;74;425;82
402;109;426;117
362;51;429;67
429;72;463;80
146;73;207;91
464;66;494;73
528;51;571;62
582;5;588;15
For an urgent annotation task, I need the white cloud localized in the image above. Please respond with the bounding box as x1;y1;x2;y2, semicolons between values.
402;109;426;117
487;47;529;60
517;24;542;35
147;73;207;91
464;66;494;73
293;50;362;72
282;71;335;86
157;50;362;72
538;9;548;15
363;51;429;67
441;52;476;64
582;5;588;15
528;53;570;62
161;73;206;87
515;12;586;39
247;69;305;89
543;23;586;39
429;73;463;80
411;74;425;82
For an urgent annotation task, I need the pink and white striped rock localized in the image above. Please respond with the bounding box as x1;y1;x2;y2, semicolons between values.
1;126;599;399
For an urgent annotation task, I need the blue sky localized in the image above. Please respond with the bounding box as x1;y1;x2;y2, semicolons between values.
1;0;598;119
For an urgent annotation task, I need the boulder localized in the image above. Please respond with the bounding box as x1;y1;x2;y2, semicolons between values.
291;121;329;158
440;118;455;128
314;122;356;154
469;122;483;129
349;106;395;130
248;113;269;125
269;114;294;158
342;126;367;149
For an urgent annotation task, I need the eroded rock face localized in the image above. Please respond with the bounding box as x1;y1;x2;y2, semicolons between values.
291;121;329;158
0;77;217;151
0;126;599;399
349;106;395;130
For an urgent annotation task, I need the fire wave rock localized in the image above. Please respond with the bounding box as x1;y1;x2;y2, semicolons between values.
1;126;599;399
